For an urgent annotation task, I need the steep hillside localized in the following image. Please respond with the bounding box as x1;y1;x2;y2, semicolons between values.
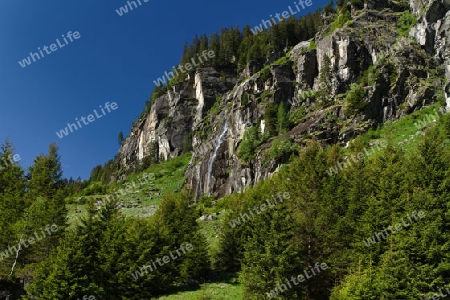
117;0;449;200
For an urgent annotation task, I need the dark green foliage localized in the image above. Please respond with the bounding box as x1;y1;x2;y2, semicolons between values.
214;113;450;298
0;141;26;275
117;131;124;146
264;104;278;137
182;132;193;154
87;156;121;185
323;1;336;14
206;95;223;117
26;143;64;201
361;65;377;87
336;0;346;7
0;142;67;280
135;7;323;121
89;165;103;183
259;67;271;82
277;102;290;134
147;141;159;165
241;92;249;107
27;191;209;299
350;0;364;9
317;54;333;106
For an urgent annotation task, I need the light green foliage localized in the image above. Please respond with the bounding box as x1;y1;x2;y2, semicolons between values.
237;126;262;161
207;96;223;117
156;273;242;300
345;83;367;114
361;65;377;86
398;10;416;37
262;136;298;166
273;56;287;65
67;153;192;223
325;4;352;37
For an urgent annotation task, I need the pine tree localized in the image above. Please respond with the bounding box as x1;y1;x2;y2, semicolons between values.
317;54;333;106
22;143;67;263
118;132;124;146
0;140;26;275
277;102;290;134
264;104;278;137
27;143;64;202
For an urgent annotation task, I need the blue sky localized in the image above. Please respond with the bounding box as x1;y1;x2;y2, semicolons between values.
0;0;327;180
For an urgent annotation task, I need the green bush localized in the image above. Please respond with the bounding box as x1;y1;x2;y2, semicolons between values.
325;4;351;36
345;83;367;114
277;102;290;133
308;40;317;51
263;136;299;165
242;92;249;107
264;104;278;137
259;67;271;82
361;65;377;86
260;90;274;102
398;11;416;37
208;96;222;116
273;56;287;65
237;126;262;161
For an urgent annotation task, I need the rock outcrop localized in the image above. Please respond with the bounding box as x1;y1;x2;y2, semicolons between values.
118;0;449;200
118;68;236;172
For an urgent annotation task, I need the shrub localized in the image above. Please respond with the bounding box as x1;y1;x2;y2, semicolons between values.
325;4;351;36
277;102;290;133
273;56;287;65
263;136;299;166
237;126;262;161
259;67;271;82
350;0;364;9
361;65;377;87
264;104;278;137
345;83;367;114
242;92;249;107
208;96;222;116
398;11;416;37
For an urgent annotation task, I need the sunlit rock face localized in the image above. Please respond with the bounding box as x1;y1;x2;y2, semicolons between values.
119;0;449;199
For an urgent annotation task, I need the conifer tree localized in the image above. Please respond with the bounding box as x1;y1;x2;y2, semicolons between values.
277;102;290;134
0;140;26;275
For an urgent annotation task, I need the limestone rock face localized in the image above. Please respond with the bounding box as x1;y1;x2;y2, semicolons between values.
410;0;450;109
118;0;449;199
118;68;235;171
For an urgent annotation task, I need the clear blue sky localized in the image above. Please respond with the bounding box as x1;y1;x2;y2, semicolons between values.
0;0;327;180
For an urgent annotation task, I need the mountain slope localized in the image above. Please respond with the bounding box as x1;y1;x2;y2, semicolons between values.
118;0;449;201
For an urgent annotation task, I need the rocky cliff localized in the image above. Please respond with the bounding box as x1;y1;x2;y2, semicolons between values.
118;0;449;199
